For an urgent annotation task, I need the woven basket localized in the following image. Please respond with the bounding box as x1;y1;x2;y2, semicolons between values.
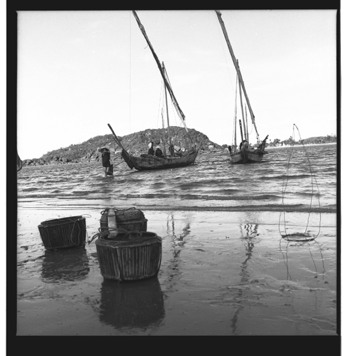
115;207;145;222
99;208;147;237
38;216;86;250
95;231;162;281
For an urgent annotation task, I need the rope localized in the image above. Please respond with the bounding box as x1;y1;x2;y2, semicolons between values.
279;124;321;239
279;237;326;280
70;219;81;245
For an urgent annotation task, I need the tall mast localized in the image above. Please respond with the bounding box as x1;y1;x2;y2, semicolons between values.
215;10;259;140
244;105;249;142
160;109;167;156
233;73;238;147
162;62;172;146
238;68;247;141
132;10;188;133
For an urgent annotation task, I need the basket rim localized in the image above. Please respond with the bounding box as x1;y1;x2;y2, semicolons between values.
39;215;85;227
96;231;162;247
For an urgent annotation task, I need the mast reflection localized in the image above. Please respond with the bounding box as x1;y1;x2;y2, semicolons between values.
231;223;258;334
165;213;190;287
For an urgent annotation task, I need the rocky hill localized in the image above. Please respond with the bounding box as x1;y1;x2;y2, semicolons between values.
22;126;223;167
21;127;337;167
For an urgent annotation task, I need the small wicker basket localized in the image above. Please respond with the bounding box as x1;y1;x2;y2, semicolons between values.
38;216;86;250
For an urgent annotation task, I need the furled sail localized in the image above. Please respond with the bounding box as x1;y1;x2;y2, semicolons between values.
132;10;188;132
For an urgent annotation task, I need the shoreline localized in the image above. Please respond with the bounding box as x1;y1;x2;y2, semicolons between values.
266;142;336;150
18;201;337;214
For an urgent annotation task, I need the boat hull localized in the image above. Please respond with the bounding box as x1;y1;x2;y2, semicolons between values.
121;148;198;171
230;149;266;164
230;136;269;164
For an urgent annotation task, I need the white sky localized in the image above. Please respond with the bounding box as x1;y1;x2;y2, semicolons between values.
17;9;337;159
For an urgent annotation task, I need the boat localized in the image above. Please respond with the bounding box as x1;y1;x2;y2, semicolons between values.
215;10;268;164
17;151;23;172
108;10;198;171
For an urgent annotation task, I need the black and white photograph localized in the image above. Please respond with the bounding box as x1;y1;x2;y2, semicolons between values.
8;1;340;354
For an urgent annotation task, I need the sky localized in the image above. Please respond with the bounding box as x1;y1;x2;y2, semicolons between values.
16;10;337;159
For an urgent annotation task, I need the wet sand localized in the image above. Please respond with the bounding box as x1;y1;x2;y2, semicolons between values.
15;206;337;338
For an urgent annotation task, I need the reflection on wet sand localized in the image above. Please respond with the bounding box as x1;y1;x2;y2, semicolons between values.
167;213;190;250
41;247;90;283
164;214;190;289
99;277;165;330
231;223;258;334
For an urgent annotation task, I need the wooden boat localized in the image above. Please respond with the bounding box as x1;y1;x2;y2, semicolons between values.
216;10;269;164
108;10;198;171
121;146;198;171
17;151;23;172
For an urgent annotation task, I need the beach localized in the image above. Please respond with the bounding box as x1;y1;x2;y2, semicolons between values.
16;205;337;336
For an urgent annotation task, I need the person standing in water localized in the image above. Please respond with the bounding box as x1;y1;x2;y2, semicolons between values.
98;147;113;177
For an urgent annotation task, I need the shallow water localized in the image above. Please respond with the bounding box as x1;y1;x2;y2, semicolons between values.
18;144;337;212
16;144;338;336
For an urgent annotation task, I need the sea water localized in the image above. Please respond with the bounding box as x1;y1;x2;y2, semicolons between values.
17;144;337;212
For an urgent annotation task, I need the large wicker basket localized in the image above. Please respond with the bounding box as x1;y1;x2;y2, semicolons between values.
38;216;86;250
99;207;147;237
95;231;162;281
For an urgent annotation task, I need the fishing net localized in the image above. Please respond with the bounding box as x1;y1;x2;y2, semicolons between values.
279;124;321;242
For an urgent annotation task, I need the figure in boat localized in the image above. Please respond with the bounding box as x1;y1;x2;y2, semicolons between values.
148;141;155;155
154;142;163;157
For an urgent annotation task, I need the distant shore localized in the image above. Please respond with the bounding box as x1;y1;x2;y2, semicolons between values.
266;142;336;150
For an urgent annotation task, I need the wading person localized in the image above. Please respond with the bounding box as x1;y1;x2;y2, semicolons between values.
98;147;113;177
